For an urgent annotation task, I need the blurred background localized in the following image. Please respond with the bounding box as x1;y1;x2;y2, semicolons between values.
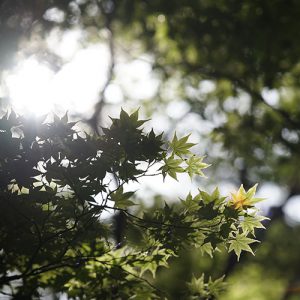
1;1;300;299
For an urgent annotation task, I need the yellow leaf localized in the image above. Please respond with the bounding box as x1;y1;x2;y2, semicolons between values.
230;184;260;210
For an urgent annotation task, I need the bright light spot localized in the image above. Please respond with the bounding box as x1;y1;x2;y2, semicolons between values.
104;84;124;104
116;59;159;100
166;101;190;119
223;93;251;115
199;80;216;94
43;7;65;23
5;58;55;115
47;28;82;60
157;14;166;23
283;195;300;224
177;112;213;135
4;44;110;116
130;169;198;203
218;182;238;195
5;38;160;117
50;44;109;115
262;88;279;107
148;114;171;132
255;182;288;212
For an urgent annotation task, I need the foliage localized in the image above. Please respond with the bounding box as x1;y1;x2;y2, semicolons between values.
0;109;265;298
1;1;300;193
2;1;298;298
111;0;300;192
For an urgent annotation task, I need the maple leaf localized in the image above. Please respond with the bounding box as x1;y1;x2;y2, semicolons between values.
228;233;258;260
229;184;263;210
160;155;184;180
241;215;268;235
170;133;196;157
185;155;210;178
110;187;136;209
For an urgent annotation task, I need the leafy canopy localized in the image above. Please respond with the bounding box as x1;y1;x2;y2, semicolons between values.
0;109;266;299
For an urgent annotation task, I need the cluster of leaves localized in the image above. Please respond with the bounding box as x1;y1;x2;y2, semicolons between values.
187;274;226;300
0;109;266;299
160;133;210;180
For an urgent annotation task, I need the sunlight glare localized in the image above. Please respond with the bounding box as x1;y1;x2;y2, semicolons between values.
4;44;110;116
5;58;55;115
4;36;159;118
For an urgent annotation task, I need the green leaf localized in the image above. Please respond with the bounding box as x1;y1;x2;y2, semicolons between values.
110;187;136;209
200;242;213;257
130;108;139;122
181;192;199;210
118;108;148;129
120;108;130;121
170;133;196;157
139;248;171;278
207;276;226;297
185;155;210;178
187;274;205;295
228;233;258;260
198;202;219;220
241;215;268;235
160;155;184;180
187;274;225;297
130;108;149;128
204;233;223;249
198;187;225;205
220;223;232;239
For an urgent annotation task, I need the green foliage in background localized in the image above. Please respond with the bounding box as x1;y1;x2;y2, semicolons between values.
0;109;265;299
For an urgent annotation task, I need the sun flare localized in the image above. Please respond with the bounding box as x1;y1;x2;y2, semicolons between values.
4;45;110;117
5;58;55;115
